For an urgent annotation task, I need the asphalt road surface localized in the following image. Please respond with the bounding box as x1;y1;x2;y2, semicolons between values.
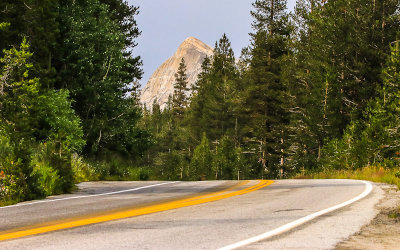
0;179;383;249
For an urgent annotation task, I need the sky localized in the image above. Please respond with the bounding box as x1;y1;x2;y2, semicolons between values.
130;0;297;87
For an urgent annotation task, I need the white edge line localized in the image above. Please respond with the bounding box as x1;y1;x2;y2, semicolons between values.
218;180;373;250
0;181;178;209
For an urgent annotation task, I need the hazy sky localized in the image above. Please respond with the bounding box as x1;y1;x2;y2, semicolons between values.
130;0;297;87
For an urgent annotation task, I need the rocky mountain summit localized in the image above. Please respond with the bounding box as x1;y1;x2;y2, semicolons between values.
140;37;213;110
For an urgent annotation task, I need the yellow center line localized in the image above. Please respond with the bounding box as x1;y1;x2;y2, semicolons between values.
175;180;250;204
0;180;274;241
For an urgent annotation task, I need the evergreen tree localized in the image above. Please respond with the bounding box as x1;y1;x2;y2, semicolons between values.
251;0;288;36
191;56;211;94
239;0;291;177
187;56;212;142
321;41;400;169
188;34;238;142
172;58;189;120
286;0;399;170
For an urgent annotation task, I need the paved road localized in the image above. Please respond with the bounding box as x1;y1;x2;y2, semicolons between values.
0;179;383;249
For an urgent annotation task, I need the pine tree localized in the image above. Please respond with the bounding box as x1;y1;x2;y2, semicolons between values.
188;34;238;142
239;0;291;178
320;41;400;170
286;0;399;170
251;0;288;36
187;56;212;143
172;58;189;120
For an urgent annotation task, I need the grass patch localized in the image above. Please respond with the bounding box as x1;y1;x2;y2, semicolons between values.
0;199;19;207
295;166;400;190
388;211;399;219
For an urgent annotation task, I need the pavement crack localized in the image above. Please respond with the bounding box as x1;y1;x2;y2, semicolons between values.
274;209;304;213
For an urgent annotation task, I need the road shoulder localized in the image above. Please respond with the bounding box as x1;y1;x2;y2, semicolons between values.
336;183;400;250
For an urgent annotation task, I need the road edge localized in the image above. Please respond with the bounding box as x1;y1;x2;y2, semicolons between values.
219;180;373;250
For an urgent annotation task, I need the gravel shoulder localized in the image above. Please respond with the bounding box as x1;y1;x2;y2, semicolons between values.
336;183;400;250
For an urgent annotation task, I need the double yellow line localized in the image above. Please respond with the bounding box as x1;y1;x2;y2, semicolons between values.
0;180;273;241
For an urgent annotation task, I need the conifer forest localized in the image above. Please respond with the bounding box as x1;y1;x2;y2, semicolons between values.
1;0;400;204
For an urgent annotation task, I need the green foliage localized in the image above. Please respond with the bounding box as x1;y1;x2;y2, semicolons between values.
0;23;10;31
237;0;291;177
3;0;400;199
173;58;189;120
286;0;400;172
0;1;60;87
71;154;94;183
213;136;237;180
154;151;187;180
32;140;75;195
124;0;400;181
31;158;60;197
187;34;239;143
0;37;85;203
88;158;153;181
320;42;400;171
0;130;24;203
251;0;288;33
0;0;150;204
211;136;251;180
0;38;39;138
37;89;85;152
59;0;148;158
0;39;44;201
190;133;213;180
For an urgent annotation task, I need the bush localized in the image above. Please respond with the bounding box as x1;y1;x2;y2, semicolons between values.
139;168;150;181
32;162;60;196
32;141;75;194
71;154;94;183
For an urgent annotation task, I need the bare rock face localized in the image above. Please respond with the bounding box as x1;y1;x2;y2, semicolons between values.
140;37;213;110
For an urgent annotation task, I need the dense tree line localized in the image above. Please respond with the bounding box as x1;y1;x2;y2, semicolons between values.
0;0;149;204
1;0;400;204
142;0;400;180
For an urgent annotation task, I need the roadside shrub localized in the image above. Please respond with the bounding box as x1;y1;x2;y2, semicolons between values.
0;130;39;203
0;171;22;205
139;168;150;180
395;169;400;179
32;141;74;194
71;153;94;183
32;161;60;196
128;167;152;181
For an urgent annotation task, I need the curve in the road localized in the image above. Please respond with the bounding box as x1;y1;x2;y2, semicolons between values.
218;180;373;250
0;179;273;241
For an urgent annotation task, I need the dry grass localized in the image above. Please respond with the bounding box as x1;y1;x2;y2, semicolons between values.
295;166;400;189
